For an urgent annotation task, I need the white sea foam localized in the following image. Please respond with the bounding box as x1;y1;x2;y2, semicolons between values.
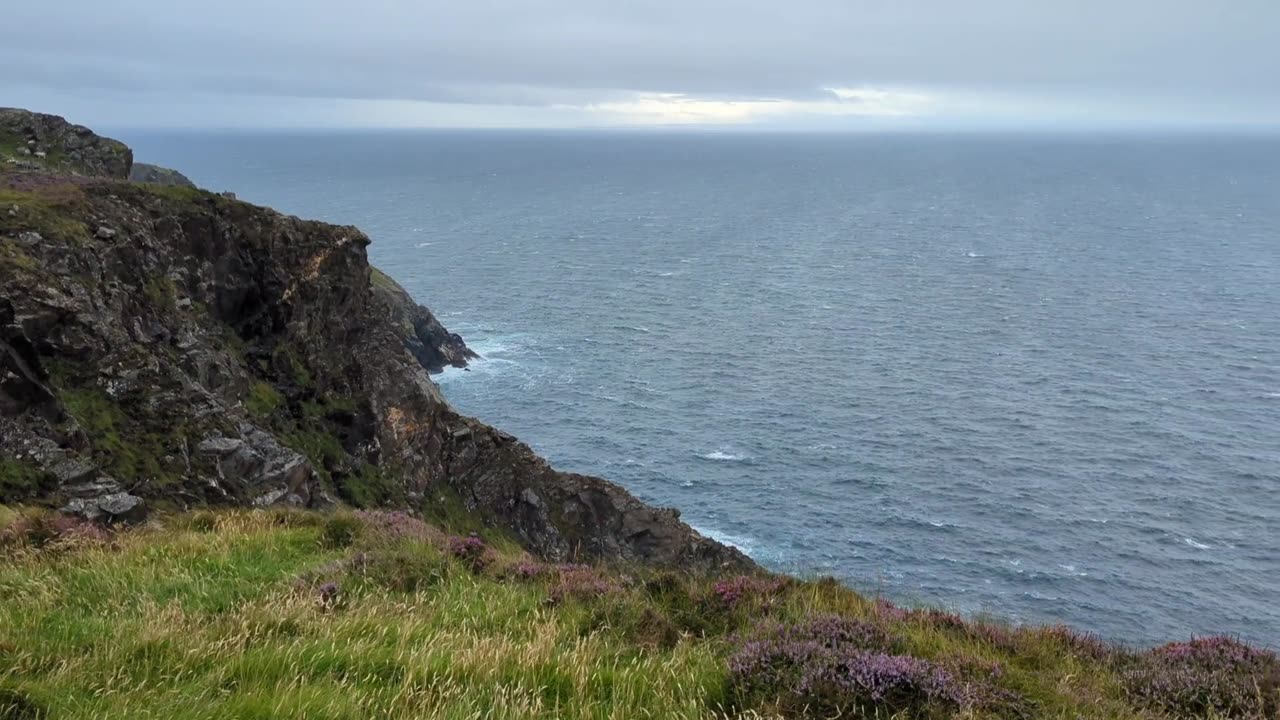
694;526;756;555
698;450;745;462
1184;538;1211;550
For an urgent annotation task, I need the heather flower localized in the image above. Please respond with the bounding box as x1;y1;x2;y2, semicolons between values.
547;564;619;604
354;510;439;542
1122;636;1280;718
446;534;492;572
874;598;912;622
512;560;551;580
710;575;789;609
746;614;894;653
727;616;1018;717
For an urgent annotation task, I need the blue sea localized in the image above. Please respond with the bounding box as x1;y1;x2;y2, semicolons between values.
120;129;1280;647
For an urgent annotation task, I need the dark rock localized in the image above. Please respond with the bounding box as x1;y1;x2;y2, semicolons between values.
371;268;479;373
196;425;316;507
0;108;132;178
62;491;146;524
129;162;196;188
94;226;116;239
0;107;753;573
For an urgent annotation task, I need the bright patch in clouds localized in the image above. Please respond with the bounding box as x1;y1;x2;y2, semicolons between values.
587;87;934;125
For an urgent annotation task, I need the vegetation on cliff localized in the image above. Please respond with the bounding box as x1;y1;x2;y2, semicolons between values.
0;107;745;571
1;508;1276;720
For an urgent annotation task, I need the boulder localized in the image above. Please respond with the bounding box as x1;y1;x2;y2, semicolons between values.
62;491;146;524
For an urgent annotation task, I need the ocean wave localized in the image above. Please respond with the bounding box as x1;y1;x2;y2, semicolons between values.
697;450;746;462
1184;538;1211;550
693;526;757;555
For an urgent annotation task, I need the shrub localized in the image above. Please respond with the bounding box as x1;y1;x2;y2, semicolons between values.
1121;636;1280;718
319;513;362;549
357;547;448;593
316;581;342;610
747;614;894;653
0;509;110;547
185;511;219;533
509;559;552;580
353;509;438;543
548;564;620;605
446;534;492;573
582;599;682;650
727;616;1017;718
710;575;790;609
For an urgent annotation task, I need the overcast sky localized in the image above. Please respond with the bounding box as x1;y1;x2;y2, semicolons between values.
4;1;1278;129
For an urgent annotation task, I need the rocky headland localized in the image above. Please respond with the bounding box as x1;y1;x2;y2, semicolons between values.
0;107;749;571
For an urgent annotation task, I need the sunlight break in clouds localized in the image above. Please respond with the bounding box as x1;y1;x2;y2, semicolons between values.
585;87;934;125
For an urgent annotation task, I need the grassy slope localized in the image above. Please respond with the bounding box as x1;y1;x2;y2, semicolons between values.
4;510;1251;720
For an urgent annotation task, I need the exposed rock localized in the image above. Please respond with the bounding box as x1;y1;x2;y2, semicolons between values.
62;491;146;524
0;108;752;572
196;425;316;507
130;162;196;188
0;108;132;178
371;268;478;373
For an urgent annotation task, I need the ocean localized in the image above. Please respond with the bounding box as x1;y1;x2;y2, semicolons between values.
119;129;1280;647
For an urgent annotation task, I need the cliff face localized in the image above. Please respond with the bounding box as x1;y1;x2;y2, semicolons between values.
0;109;751;571
129;162;196;188
1;108;133;179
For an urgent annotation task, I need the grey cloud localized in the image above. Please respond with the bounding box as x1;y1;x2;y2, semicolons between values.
2;0;1278;126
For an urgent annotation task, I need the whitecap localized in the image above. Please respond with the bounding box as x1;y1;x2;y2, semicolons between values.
1184;538;1211;550
693;526;756;555
698;450;745;462
966;251;984;258
416;242;434;247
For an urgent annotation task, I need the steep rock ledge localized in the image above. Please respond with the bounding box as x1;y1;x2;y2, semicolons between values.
0;109;752;572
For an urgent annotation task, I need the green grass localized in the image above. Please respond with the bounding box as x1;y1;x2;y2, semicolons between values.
244;381;284;418
0;508;1194;720
0;187;90;245
0;460;54;504
52;382;189;494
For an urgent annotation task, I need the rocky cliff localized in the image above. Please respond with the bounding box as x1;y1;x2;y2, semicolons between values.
129;162;196;188
0;108;751;571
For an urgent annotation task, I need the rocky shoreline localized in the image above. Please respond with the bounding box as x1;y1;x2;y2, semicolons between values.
0;107;752;572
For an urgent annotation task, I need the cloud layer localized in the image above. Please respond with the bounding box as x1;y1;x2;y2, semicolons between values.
3;1;1278;128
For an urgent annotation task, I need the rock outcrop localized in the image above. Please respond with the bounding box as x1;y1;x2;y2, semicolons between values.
0;109;751;572
130;162;196;188
0;108;132;179
372;268;478;373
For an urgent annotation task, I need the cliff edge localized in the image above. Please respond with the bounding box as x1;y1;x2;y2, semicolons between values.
0;108;751;572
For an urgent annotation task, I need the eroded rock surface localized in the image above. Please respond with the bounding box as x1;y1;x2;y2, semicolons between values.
0;109;752;572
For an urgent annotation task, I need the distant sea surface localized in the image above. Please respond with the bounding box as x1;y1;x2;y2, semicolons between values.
120;129;1280;646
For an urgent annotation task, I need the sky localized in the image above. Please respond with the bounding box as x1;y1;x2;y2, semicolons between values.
3;1;1278;130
